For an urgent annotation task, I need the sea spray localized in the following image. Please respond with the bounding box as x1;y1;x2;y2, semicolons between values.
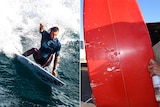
0;0;79;58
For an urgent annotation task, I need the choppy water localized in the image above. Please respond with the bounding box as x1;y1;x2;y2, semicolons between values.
0;0;80;106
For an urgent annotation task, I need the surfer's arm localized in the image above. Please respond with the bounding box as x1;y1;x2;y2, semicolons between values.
52;55;59;76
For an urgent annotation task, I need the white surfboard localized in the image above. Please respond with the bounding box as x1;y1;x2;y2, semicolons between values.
15;54;66;87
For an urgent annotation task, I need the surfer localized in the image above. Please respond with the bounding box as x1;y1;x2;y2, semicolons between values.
23;23;61;77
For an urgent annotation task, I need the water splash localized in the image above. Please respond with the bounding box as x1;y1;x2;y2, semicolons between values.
0;0;79;58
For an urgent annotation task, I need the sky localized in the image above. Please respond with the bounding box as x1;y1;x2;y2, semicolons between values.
80;0;160;40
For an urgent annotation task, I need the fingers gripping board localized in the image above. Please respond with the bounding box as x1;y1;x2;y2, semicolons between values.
83;0;158;106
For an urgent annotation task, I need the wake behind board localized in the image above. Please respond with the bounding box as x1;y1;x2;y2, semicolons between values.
15;54;66;87
84;0;158;107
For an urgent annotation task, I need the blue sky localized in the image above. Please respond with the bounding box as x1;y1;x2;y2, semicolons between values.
137;0;160;22
80;0;160;40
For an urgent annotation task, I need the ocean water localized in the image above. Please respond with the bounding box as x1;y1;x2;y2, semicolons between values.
0;0;80;107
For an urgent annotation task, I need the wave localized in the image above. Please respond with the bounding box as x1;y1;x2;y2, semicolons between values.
0;0;80;57
0;0;80;106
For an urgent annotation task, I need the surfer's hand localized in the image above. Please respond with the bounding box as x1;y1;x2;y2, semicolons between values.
40;23;44;32
148;59;160;76
52;70;57;77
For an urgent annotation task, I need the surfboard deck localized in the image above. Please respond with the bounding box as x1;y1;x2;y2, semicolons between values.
84;0;158;106
15;54;66;87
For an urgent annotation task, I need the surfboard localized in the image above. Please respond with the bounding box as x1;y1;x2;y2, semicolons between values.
15;54;66;87
84;0;158;106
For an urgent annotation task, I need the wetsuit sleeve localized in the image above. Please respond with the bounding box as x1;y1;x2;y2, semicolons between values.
40;30;49;36
55;45;61;56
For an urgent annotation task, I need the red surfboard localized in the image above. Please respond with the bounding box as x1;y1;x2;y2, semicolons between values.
83;0;158;106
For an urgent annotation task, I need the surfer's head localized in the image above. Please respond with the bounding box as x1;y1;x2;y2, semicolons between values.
50;27;59;39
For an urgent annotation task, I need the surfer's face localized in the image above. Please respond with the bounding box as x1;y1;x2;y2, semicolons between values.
50;31;59;39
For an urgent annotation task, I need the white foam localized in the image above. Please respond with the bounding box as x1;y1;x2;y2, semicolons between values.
0;0;80;57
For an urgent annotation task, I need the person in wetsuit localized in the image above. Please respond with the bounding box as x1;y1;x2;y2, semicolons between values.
23;23;61;76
